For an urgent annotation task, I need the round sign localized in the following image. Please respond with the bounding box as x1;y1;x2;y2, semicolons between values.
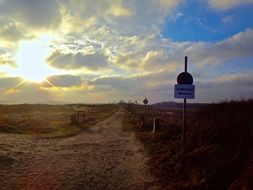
143;97;148;105
177;72;193;84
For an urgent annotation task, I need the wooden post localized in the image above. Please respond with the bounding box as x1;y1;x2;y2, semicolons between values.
153;117;156;133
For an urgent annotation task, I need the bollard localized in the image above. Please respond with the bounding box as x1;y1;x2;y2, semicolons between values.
140;113;144;126
153;117;156;133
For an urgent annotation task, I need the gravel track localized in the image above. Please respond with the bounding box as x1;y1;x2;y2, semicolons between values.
0;110;160;190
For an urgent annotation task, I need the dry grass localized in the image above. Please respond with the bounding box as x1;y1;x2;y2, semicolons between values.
126;100;253;190
0;104;119;138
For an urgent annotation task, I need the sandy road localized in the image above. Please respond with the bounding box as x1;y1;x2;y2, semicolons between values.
0;110;160;190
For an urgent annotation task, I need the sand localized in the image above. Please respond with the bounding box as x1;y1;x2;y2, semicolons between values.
0;110;161;190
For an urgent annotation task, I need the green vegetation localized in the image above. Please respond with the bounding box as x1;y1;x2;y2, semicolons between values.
0;104;119;138
125;100;253;190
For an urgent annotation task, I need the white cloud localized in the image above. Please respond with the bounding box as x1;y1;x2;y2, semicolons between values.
141;50;177;72
58;0;182;36
0;52;16;66
110;28;253;77
105;0;182;36
186;29;253;66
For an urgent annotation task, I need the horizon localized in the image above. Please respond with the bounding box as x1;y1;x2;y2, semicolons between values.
0;99;247;105
0;0;253;103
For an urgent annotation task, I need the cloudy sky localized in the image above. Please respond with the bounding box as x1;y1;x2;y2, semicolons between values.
0;0;253;104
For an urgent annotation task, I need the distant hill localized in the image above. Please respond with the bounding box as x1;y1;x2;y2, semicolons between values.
0;101;70;105
152;101;210;110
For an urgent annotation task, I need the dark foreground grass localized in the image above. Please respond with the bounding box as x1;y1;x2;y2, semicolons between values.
127;100;253;190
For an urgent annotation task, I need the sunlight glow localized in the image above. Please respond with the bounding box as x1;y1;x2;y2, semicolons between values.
16;35;55;82
2;79;26;96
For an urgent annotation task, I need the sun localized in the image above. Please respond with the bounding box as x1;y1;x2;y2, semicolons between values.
16;35;54;83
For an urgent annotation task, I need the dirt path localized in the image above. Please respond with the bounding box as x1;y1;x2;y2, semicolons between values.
0;110;160;190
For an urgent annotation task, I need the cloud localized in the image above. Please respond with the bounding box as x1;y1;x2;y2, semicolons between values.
196;72;253;102
114;29;253;72
112;34;181;71
141;50;177;71
89;70;175;97
47;51;109;71
90;76;137;92
208;0;253;10
0;0;61;30
88;75;152;102
44;27;253;103
0;0;61;49
0;0;252;103
88;69;253;103
0;52;16;66
104;0;182;36
44;74;83;88
59;0;182;36
61;0;131;19
0;77;22;89
5;26;250;79
111;29;253;76
58;0;132;34
0;17;29;43
0;82;53;104
186;29;253;66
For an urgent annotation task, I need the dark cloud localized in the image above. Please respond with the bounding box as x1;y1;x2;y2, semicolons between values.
89;70;175;94
0;82;53;104
0;0;61;29
45;74;83;88
86;72;175;103
90;76;137;92
195;73;253;102
0;17;29;42
0;77;23;89
47;51;109;71
88;71;253;103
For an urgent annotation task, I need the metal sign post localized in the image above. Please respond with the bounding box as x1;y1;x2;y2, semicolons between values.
182;56;187;145
143;97;148;112
174;56;195;176
174;56;195;146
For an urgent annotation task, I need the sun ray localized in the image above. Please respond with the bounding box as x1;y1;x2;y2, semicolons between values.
1;79;27;96
44;79;66;94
